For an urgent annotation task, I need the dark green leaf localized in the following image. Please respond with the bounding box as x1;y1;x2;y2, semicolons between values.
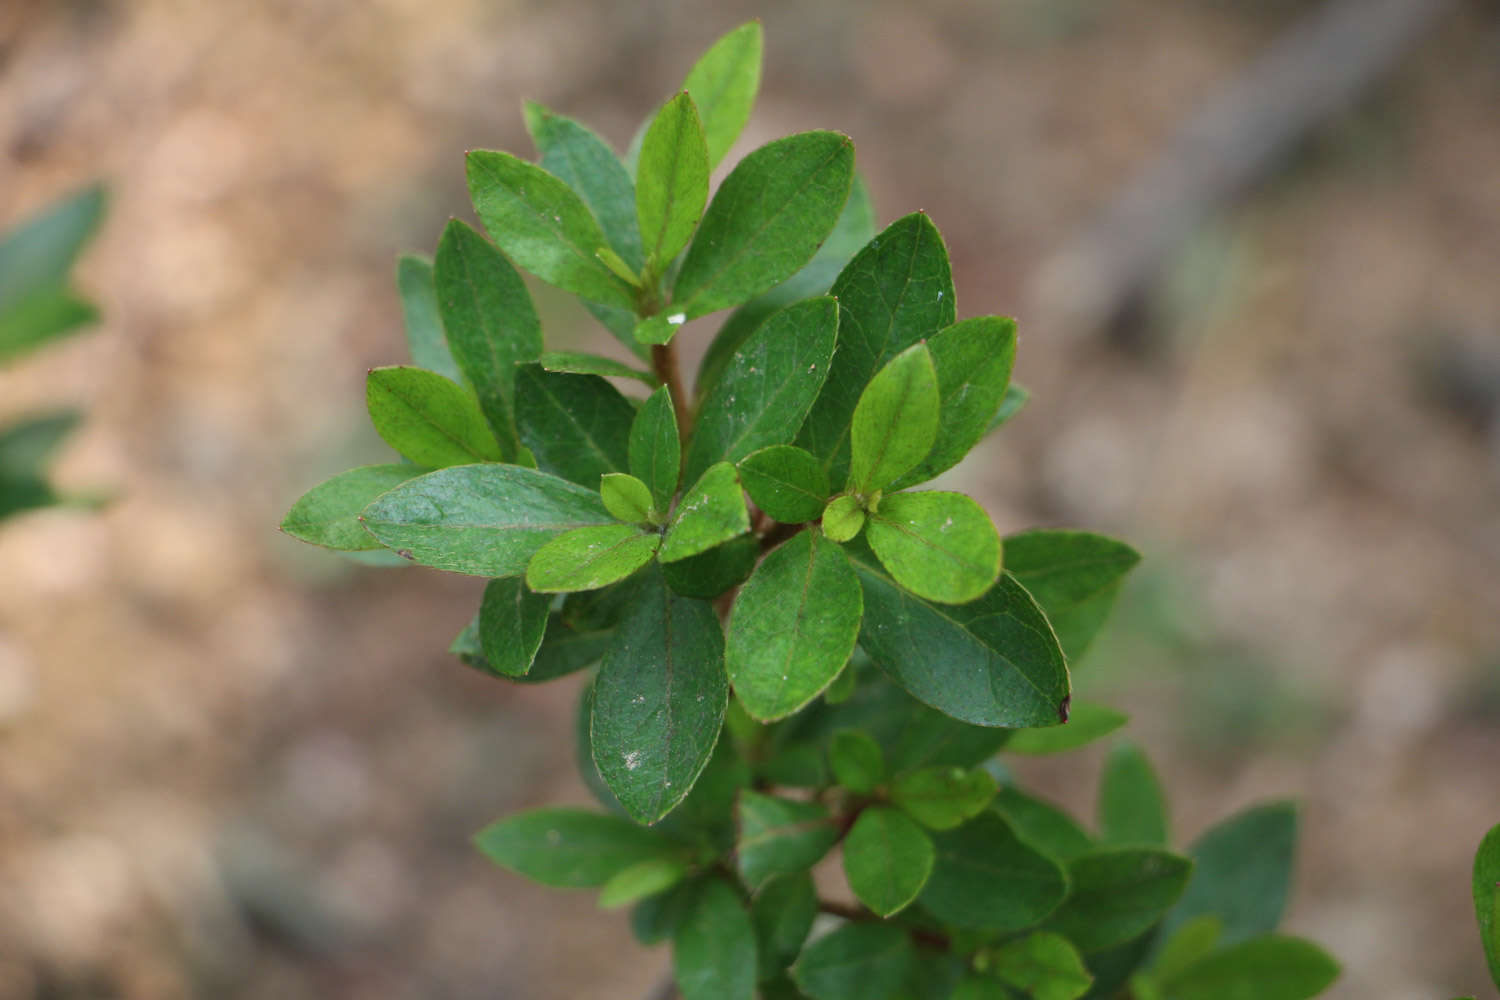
0;183;106;312
738;445;829;524
478;577;551;677
986;931;1093;1000
0;286;98;363
600;472;657;524
473;807;680;887
848;343;940;494
752;873;818;980
1160;935;1339;1000
673;879;758;1000
892;316;1017;489
632;875;706;945
843;806;934;916
798;213;955;485
890;765;997;831
822;495;865;542
526;523;659;593
514;365;634;488
987;382;1029;434
598;857;689;909
1098;742;1169;846
366;366;502;467
673;132;854;320
920;812;1069;932
736;791;839;889
1004;702;1129;755
1082;930;1160;999
1476;822;1500;989
660;461;749;563
0;411;81;479
681;21;763;168
816;672;1015;772
630;385;681;513
281;464;420;551
455;610;609;683
829;729;885;795
865;491;1001;605
591;568;727;823
637;91;710;274
662;534;759;599
727;531;862;721
1044;848;1194;953
1004;531;1142;664
433;219;542;456
523;101;644;272
396;255;463;383
539;350;654;384
993;787;1094;862
466;150;636;309
1158;802;1297;948
360;463;614;576
792;922;916;1000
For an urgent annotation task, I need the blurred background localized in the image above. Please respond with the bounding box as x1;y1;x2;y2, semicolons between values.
2;0;1498;997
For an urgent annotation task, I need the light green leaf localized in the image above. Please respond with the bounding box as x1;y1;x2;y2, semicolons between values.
673;879;757;1000
1158;802;1298;948
1004;702;1129;755
736;790;839;889
598;857;689;909
848;343;939;494
1160;935;1339;1000
1099;741;1169;846
822;495;865;542
851;549;1071;728
1476;822;1500;989
0;183;106;312
987;931;1093;1000
1150;915;1222;983
360;463;615;576
892;316;1016;488
523;101;644;272
987;382;1029;434
1004;530;1142;664
660;461;749;563
843;806;934;917
539;350;655;384
0;285;99;364
396;255;462;383
992;787;1094;862
792;922;916;1000
596;244;642;286
366;366;502;467
514;364;634;488
634;312;684;345
672;131;855;320
465;150;636;309
478;577;552;677
630;385;681;513
474;806;681;887
865;491;1001;604
281;464;420;551
661;534;759;599
1044;847;1194;952
751;873;818;981
600;472;657;524
681;21;763;168
727;531;862;721
890;765;997;831
684;296;837;485
637;91;710;275
919;812;1069;933
738;445;830;524
526;523;659;593
591;568;727;823
798;213;955;485
433;219;542;457
829;729;885;795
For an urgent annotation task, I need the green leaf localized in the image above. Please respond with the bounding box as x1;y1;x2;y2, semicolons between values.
360;463;614;576
681;21;763;168
1098;742;1169;846
672;131;855;320
792;922;916;1000
985;931;1093;1000
865;491;1002;605
843;806;934;917
365;365;502;467
660;461;750;563
514;365;634;488
632;875;706;945
815;673;1014;772
798;213;955;485
591;568;727;823
727;531;862;721
1004;702;1129;755
461;610;607;684
662;534;759;599
596;244;642;286
433;219;542;456
736;791;839;889
637;91;710;275
585;299;652;359
1044;847;1194;952
0;411;81;479
1150;915;1222;983
1476;822;1500;989
634;312;683;346
829;729;885;795
1004;530;1142;664
738;445;830;524
919;812;1069;932
684;296;837;485
822;495;866;543
848;343;940;494
539;350;654;384
1158;802;1297;947
598;857;689;909
851;550;1071;728
478;577;552;677
473;807;681;887
992;787;1094;862
752;873;818;981
891;316;1017;489
0;183;106;312
673;879;758;1000
823;657;858;704
890;765;997;831
1159;935;1339;1000
465;150;637;309
526;523;659;593
600;472;657;524
281;464;420;551
523;101;644;272
396;255;463;384
630;385;681;513
0;286;98;363
987;382;1029;434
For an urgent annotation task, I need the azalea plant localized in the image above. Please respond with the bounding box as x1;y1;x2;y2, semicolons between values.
282;23;1343;1000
